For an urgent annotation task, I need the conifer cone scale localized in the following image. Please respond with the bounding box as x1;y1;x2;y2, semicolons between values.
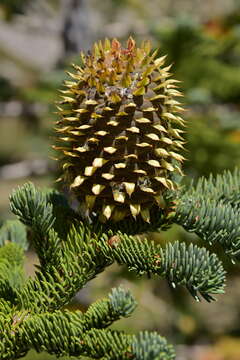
54;38;185;222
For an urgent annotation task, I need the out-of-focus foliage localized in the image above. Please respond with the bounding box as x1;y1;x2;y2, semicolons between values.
150;11;240;177
186;113;240;176
0;76;17;101
0;0;30;20
152;17;240;102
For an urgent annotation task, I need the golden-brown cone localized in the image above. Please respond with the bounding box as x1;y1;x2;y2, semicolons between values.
54;37;185;222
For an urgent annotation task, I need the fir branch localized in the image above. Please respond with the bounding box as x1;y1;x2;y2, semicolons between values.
9;183;226;312
175;191;240;260
132;331;175;360
0;298;12;316
20;310;84;357
9;183;89;269
85;329;175;360
100;234;226;302
83;287;137;330
0;306;28;360
19;312;174;360
10;183;80;240
83;329;132;359
9;183;79;266
192;168;240;207
109;286;137;319
0;288;174;360
15;223;113;313
9;183;55;265
4;178;233;359
10;183;55;235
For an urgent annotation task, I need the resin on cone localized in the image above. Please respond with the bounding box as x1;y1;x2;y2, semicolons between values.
54;37;185;222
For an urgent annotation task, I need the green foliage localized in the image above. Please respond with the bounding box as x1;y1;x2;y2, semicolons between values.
100;233;225;301
175;169;240;260
132;332;175;360
1;166;239;359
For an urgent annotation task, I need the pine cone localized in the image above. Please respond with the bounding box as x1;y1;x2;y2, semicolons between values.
54;37;185;222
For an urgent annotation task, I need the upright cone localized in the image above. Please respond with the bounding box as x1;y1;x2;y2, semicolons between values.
54;37;186;222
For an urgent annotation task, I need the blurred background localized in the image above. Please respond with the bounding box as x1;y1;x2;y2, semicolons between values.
0;1;240;359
